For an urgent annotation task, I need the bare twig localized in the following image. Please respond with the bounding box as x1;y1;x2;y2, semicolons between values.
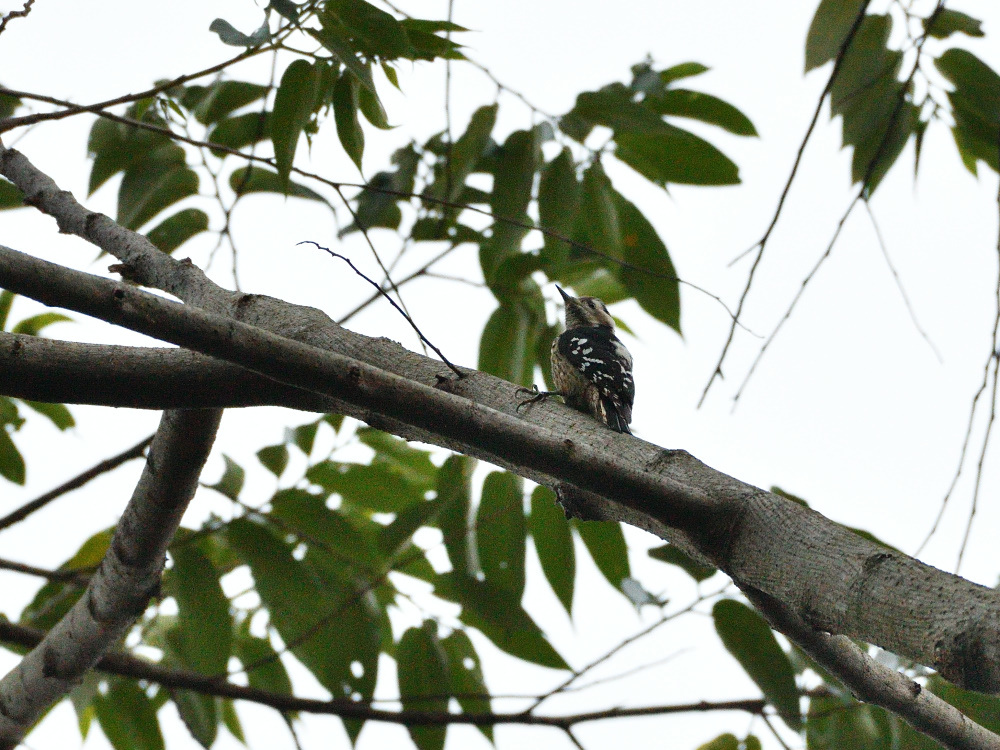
0;434;153;532
299;240;464;378
699;0;875;406
0;0;34;37
0;557;87;584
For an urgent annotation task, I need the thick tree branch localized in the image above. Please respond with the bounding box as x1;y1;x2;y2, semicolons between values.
0;409;222;749
0;333;337;411
2;243;1000;719
0;620;768;728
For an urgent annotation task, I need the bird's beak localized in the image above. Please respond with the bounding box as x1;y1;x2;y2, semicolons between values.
556;285;571;303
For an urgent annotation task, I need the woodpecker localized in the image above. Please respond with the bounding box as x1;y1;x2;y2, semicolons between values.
519;286;635;434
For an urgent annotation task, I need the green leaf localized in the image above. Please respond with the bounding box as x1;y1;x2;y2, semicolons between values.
272;59;321;190
441;630;492;741
95;678;165;750
647;89;757;136
0;88;22;119
167;543;233;674
269;0;300;21
538;147;581;267
379;498;442;561
574;161;621;260
806;694;901;750
357;428;437;489
10;312;72;336
270;488;382;573
205;454;244;501
437;573;569;670
615;127;740;186
935;48;1000;175
713;599;801;730
427;104;497;202
575;520;630;592
612;191;680;332
208;18;270;47
805;0;868;72
226;518;380;701
220;699;244;744
696;734;739;750
478;301;538;387
229;166;328;202
233;626;294;696
397;622;449;750
189;81;269;125
357;83;391;129
256;444;289;477
207;112;272;154
170;690;217;749
21;400;75;430
307;460;425;513
87;118;183;196
659;62;709;86
648;544;717;582
333;70;365;172
572;85;671;134
145;208;209;254
118;160;199;230
530;486;575;615
486;129;538;269
0;178;25;210
829;15;916;192
923;9;983;39
0;290;13;330
0;427;25;484
307;24;377;94
291;420;320;455
476;471;526;599
325;0;410;59
436;455;477;579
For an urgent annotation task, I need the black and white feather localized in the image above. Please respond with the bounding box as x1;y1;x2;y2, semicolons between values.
550;287;635;434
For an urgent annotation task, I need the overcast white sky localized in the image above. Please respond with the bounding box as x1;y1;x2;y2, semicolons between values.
1;1;1000;749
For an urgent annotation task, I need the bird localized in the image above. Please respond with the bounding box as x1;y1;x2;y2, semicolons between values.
519;286;635;434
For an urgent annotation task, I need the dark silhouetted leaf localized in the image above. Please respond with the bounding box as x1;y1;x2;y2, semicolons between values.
805;0;868;72
205;454;244;501
935;48;1000;175
272;59;321;189
397;622;449;750
21;401;75;431
476;471;526;599
145;209;209;254
923;9;983;39
209;18;270;47
441;630;492;741
615;127;739;186
95;678;165;750
436;455;477;579
0;427;25;484
478;301;538;387
118;160;199;230
575;520;630;593
0;179;24;210
530;486;575;615
207;112;271;154
229;166;328;202
10;312;72;336
256;444;289;477
648;88;757;136
538;147;581;267
333;70;365;171
713;599;801;730
649;544;717;582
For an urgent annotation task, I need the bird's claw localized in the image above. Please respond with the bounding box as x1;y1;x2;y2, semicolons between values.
515;385;545;412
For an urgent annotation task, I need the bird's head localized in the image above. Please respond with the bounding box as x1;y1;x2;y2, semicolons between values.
556;286;615;330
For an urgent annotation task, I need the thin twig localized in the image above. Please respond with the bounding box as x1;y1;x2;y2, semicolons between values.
0;556;88;584
0;0;34;37
731;192;862;406
699;0;875;406
864;200;942;362
0;434;153;532
299;240;464;378
761;713;794;750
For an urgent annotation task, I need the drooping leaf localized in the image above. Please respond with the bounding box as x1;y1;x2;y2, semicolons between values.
167;542;233;675
482;128;539;279
478;301;539;387
612;190;680;332
658;62;709;86
441;630;492;741
333;70;365;172
426;104;498;202
648;544;717;582
0;427;25;484
436;573;569;670
229;166;328;202
574;161;621;260
21;400;75;431
575;520;630;593
205;454;244;501
0;88;22;119
188;80;269;125
307;23;377;94
436;455;477;579
647;89;757;136
0;178;24;210
209;18;270;47
357;428;437;488
530;486;575;616
935;48;1000;175
923;9;984;40
118;160;199;230
272;59;321;189
713;599;802;730
397;622;449;750
538;147;581;267
805;0;869;72
207;112;272;154
307;460;425;513
10;312;72;336
696;734;739;750
170;690;217;749
256;444;289;477
145;208;209;254
325;0;410;59
233;624;294;697
615;127;740;186
94;678;165;750
0;290;12;330
291;420;320;455
476;471;526;599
